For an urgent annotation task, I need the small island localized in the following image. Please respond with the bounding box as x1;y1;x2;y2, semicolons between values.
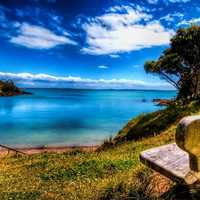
0;80;32;96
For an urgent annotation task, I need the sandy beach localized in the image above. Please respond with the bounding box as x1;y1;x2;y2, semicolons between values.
0;145;99;156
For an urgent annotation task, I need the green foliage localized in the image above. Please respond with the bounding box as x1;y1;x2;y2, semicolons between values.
99;136;115;151
1;80;16;92
68;148;85;156
40;159;134;181
144;25;200;100
27;161;48;170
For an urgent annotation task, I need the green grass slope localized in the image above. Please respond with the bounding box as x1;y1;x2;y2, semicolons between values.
0;101;200;200
115;101;200;143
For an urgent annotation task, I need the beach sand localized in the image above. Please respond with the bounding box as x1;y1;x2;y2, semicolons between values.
0;145;99;156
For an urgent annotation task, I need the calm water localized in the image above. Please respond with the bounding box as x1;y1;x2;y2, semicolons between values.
0;89;176;147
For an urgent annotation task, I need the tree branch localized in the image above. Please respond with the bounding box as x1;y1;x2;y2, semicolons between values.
160;71;180;89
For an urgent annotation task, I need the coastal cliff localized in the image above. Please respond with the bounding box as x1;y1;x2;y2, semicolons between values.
0;80;31;96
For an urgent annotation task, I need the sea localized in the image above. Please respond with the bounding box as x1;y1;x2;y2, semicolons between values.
0;89;176;147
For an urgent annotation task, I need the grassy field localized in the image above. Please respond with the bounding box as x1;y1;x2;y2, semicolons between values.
0;101;200;200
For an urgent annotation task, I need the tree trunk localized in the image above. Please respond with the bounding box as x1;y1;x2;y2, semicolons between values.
190;67;200;99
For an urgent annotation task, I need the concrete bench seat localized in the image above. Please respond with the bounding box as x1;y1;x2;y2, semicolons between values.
140;116;200;185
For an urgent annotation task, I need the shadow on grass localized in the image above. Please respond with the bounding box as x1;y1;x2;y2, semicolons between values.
162;183;200;200
99;182;152;200
99;182;200;200
0;192;41;200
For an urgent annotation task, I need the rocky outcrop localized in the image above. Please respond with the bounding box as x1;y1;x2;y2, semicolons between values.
0;80;32;96
153;99;173;106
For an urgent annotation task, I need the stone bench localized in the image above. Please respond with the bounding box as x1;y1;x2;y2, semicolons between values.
140;116;200;185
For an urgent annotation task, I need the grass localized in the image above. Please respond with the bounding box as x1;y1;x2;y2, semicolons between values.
115;100;200;143
0;101;200;199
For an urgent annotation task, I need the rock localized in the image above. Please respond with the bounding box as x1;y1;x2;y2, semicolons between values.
146;173;171;198
0;80;32;97
176;116;200;172
153;99;173;106
22;91;33;95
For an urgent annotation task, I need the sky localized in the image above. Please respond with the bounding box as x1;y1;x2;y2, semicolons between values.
0;0;199;89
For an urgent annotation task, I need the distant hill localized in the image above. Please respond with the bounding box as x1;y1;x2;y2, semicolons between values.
0;80;31;96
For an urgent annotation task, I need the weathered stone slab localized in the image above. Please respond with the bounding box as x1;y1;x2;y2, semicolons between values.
176;116;200;172
140;143;200;184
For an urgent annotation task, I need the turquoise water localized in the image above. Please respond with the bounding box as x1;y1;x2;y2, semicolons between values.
0;89;176;147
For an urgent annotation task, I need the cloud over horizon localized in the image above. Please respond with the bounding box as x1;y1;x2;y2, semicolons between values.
168;0;190;3
148;0;190;4
0;72;173;90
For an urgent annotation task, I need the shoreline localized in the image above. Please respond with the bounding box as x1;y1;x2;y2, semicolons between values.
0;145;99;156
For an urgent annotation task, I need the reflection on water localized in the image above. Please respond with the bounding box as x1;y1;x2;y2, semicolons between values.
0;89;176;147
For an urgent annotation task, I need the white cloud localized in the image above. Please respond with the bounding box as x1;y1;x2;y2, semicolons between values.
98;65;108;69
168;0;190;2
147;0;159;4
0;72;172;89
99;6;152;27
160;13;184;22
10;23;77;49
147;0;190;4
177;17;200;26
148;0;190;3
110;54;120;58
81;5;174;55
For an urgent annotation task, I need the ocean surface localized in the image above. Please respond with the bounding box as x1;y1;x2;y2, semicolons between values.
0;89;176;147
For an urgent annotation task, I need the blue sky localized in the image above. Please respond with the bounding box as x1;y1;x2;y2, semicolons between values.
0;0;199;89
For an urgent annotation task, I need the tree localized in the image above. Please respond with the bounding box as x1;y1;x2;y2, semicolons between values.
1;80;16;93
144;25;200;100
